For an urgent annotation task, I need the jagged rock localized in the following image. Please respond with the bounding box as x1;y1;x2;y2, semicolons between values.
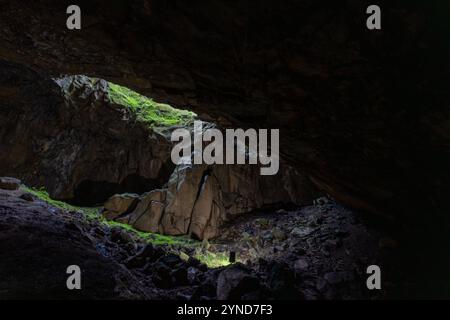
0;73;174;204
267;262;299;299
0;186;155;299
156;253;183;268
0;177;21;190
172;267;189;286
103;193;140;220
106;161;319;240
152;263;173;289
19;192;35;202
124;243;163;269
127;190;167;233
272;228;287;241
110;227;134;244
216;264;261;300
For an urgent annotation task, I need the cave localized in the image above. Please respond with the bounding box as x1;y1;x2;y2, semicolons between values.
0;0;449;303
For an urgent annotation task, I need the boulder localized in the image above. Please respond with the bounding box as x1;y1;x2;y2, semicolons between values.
267;262;299;299
0;74;174;205
216;264;261;300
105;161;320;240
126;190;166;233
103;193;140;220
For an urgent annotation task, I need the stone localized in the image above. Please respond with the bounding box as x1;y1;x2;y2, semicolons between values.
157;253;183;268
179;251;190;262
19;193;35;202
291;227;314;238
316;278;328;292
324;238;342;250
261;231;274;242
152;263;173;289
109;159;318;240
0;177;21;190
216;264;261;300
267;262;299;299
171;267;189;286
110;227;133;244
272;228;287;241
103;193;140;221
0;75;174;205
294;258;309;273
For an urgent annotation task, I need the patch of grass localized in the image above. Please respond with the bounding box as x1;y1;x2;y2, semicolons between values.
195;250;232;268
21;186;100;219
104;220;196;246
108;82;196;128
21;187;196;246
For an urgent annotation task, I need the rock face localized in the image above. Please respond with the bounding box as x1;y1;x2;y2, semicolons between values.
216;264;261;300
0;185;143;299
103;193;140;220
0;68;174;204
104;162;319;240
0;1;448;222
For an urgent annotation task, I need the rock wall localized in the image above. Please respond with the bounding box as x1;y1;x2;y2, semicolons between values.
104;163;319;240
0;66;174;204
1;1;448;221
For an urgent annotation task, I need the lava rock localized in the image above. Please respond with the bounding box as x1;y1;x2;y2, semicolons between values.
124;243;165;269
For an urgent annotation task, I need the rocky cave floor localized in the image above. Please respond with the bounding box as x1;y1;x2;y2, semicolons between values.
0;179;415;300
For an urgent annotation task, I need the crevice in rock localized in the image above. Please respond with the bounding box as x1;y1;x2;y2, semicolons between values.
187;167;212;237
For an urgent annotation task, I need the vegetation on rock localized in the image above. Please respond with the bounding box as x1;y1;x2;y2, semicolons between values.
21;186;232;268
108;82;196;128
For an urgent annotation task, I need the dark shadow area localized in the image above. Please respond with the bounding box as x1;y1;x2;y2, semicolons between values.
69;171;173;206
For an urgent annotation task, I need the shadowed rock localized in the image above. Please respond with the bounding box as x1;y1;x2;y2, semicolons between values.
105;162;319;240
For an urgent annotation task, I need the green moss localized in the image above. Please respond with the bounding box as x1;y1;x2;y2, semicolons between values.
21;186;231;268
108;82;196;128
21;186;100;219
21;187;195;245
194;251;232;268
104;220;195;246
